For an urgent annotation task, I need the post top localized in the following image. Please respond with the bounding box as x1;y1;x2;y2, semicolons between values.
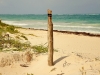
48;9;52;14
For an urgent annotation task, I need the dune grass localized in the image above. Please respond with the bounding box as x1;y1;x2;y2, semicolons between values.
21;35;28;40
0;21;58;53
6;25;19;34
0;22;19;33
32;44;48;53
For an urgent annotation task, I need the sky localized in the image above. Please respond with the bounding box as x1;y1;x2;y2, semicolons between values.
0;0;100;14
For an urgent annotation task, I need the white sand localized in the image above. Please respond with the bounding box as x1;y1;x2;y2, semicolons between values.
0;28;100;75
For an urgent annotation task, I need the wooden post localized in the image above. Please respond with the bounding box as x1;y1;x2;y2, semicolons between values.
47;9;54;66
0;20;1;24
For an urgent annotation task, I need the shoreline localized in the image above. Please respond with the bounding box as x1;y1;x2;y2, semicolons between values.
28;28;100;37
1;19;100;37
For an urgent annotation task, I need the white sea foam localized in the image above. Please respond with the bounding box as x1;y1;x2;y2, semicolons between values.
1;20;100;34
54;24;99;29
2;20;28;26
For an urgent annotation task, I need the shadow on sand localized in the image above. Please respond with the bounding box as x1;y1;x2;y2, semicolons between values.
54;56;68;65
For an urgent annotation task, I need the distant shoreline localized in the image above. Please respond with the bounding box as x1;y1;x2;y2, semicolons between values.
28;28;100;37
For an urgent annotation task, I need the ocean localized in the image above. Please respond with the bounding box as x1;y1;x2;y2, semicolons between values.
0;14;100;34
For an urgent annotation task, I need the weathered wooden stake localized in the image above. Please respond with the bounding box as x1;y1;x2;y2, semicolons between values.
47;9;54;66
0;20;1;24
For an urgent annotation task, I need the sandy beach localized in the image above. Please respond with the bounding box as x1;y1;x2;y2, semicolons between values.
0;28;100;75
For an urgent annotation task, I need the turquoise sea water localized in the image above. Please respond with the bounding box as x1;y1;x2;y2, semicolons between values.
0;14;100;34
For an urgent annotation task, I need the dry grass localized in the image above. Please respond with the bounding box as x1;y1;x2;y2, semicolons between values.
24;51;33;63
79;67;86;75
0;51;33;67
50;67;56;72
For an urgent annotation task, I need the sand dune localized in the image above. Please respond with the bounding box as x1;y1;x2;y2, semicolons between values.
0;28;100;75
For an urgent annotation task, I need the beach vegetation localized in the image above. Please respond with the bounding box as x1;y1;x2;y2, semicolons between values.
31;44;58;53
95;57;100;61
21;35;28;40
57;73;64;75
50;67;56;72
0;39;31;51
32;44;48;53
0;22;19;34
6;25;19;33
28;34;37;37
15;35;21;39
79;67;86;75
0;22;9;27
0;21;58;53
27;73;34;75
54;49;58;52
